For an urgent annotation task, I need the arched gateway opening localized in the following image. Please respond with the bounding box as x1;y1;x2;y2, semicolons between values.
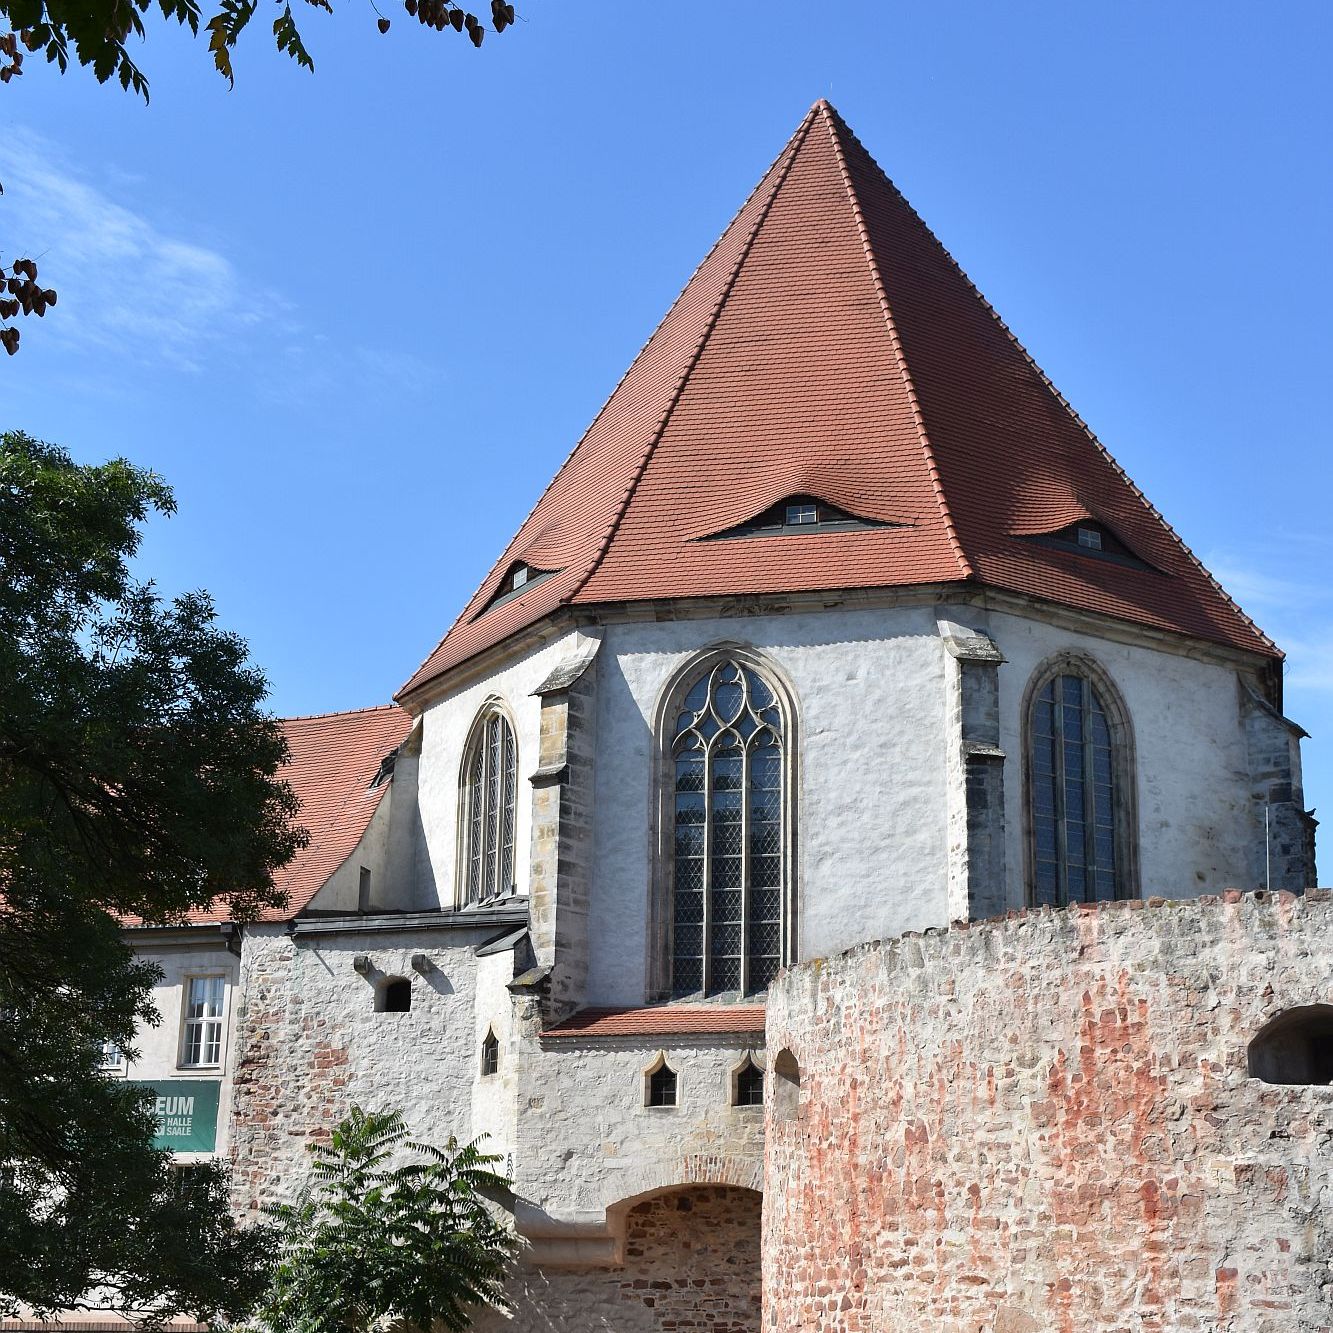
616;1185;762;1330
475;1184;763;1332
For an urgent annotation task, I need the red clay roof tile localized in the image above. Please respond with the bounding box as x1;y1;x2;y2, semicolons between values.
541;1004;767;1040
161;704;411;925
398;101;1276;702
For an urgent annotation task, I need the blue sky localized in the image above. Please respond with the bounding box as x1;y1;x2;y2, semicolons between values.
3;2;1331;835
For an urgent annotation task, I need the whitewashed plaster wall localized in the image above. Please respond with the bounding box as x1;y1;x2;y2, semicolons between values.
585;605;952;1004
513;1036;766;1226
399;599;1283;1009
987;606;1267;904
118;933;238;1157
229;922;506;1210
228;920;763;1239
470;947;523;1176
307;794;394;913
408;632;589;911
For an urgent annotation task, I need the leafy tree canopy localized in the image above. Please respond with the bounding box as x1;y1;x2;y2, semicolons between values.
0;430;301;1316
0;0;517;99
253;1106;515;1333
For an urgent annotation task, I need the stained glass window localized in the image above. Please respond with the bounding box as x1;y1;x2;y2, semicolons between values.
462;708;517;905
1030;672;1121;907
671;659;786;996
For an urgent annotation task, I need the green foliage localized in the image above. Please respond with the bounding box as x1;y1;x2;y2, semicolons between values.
0;430;300;1315
0;0;518;99
253;1106;515;1333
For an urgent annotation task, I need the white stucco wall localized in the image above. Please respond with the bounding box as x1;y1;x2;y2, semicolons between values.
118;931;238;1158
308;793;395;913
230;920;522;1209
408;632;589;911
400;598;1280;1012
988;608;1261;903
513;1035;766;1224
585;606;953;1004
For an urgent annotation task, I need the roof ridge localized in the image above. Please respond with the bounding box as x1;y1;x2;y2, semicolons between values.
282;703;403;724
564;104;823;605
822;105;1274;657
818;103;975;583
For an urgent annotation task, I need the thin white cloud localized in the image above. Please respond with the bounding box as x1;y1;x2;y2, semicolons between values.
0;126;289;371
1205;546;1333;696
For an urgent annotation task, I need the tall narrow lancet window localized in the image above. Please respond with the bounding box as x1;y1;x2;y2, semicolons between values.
1027;661;1134;907
671;658;788;997
460;706;517;905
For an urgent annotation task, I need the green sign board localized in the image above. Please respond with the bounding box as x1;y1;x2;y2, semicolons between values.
131;1079;221;1153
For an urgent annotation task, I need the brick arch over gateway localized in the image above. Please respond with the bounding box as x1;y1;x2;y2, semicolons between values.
605;1154;763;1230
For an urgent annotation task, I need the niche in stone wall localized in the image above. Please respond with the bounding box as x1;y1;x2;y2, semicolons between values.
1248;1005;1333;1085
772;1048;800;1121
376;977;412;1013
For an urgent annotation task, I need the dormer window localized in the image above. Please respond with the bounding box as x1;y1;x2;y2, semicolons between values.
701;494;899;542
1023;519;1154;572
480;561;558;614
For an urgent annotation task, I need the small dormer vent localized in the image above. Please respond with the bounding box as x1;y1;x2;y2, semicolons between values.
1022;519;1156;572
699;494;901;542
479;561;560;616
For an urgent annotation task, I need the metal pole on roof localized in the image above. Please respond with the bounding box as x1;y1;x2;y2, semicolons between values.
1265;801;1272;893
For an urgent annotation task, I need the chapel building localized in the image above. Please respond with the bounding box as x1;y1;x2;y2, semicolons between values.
103;102;1325;1332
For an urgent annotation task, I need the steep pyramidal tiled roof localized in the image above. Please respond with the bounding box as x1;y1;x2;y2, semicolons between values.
400;101;1275;701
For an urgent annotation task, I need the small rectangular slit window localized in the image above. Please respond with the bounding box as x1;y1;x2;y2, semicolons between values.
181;976;225;1068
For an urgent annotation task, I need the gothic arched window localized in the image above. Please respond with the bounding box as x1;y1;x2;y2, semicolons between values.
668;657;789;997
1025;658;1135;907
460;705;517;906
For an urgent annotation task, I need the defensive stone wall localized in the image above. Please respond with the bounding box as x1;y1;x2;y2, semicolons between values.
764;890;1333;1332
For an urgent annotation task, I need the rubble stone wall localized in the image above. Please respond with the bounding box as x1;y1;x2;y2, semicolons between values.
228;923;494;1217
764;891;1333;1332
472;1185;762;1333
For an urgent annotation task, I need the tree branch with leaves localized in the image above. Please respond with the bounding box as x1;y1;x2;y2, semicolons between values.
0;431;302;1314
0;0;517;98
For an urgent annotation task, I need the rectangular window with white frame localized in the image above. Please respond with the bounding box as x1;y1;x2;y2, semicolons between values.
99;1039;126;1073
180;975;226;1068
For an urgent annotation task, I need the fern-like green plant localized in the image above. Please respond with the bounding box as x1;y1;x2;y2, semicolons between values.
250;1106;514;1333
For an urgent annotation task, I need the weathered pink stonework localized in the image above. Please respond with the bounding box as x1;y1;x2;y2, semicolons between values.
764;891;1333;1332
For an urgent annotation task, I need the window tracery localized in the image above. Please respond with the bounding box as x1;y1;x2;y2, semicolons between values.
669;658;788;997
460;706;517;905
1026;660;1134;907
